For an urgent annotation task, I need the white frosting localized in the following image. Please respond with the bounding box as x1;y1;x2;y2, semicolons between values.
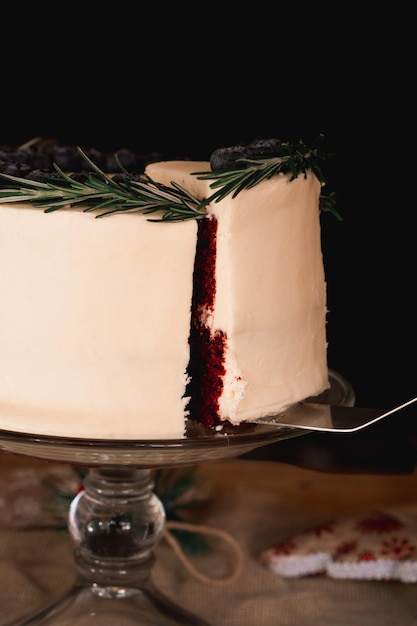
0;203;197;438
0;158;329;439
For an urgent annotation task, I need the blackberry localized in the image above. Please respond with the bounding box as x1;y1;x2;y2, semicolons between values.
245;138;283;157
30;152;54;169
210;138;283;171
106;149;145;173
111;172;144;184
26;169;67;183
210;145;247;171
50;146;83;171
82;148;107;171
69;172;89;183
1;149;33;164
0;161;32;177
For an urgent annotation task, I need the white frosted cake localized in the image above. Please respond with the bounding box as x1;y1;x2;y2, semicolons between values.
0;140;331;439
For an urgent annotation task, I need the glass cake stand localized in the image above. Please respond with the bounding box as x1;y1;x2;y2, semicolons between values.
0;370;353;626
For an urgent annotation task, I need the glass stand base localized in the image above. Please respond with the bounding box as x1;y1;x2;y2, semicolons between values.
11;583;213;625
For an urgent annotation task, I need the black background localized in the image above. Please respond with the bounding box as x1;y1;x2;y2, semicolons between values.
1;9;415;423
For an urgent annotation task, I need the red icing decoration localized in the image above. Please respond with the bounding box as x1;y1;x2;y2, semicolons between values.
272;539;298;556
335;540;357;556
380;537;414;559
359;551;377;562
305;522;336;538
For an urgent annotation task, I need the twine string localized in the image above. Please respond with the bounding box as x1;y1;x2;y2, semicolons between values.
164;520;244;586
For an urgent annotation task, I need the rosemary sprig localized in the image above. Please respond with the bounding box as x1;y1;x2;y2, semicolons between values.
0;140;339;221
194;136;340;220
0;149;206;223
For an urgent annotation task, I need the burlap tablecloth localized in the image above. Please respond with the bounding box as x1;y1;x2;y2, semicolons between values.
1;454;417;625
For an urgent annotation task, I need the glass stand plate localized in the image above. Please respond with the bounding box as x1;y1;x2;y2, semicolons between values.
0;370;351;468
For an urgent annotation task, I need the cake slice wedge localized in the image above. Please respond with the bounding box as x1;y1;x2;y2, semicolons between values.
146;160;330;430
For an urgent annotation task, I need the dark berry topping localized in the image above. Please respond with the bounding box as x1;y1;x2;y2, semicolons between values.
210;146;247;171
0;140;168;189
0;161;32;177
210;138;283;171
106;149;145;172
51;146;83;171
26;169;68;183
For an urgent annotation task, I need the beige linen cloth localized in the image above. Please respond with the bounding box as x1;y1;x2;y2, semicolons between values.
1;456;417;625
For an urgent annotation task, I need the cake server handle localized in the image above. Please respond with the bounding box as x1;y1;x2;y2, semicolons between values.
255;396;417;433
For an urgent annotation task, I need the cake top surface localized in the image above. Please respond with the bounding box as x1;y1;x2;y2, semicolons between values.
0;135;338;222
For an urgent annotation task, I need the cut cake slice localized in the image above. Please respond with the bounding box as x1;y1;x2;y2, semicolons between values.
146;160;329;430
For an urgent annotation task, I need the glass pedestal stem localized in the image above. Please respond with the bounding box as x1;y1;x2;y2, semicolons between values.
70;468;164;590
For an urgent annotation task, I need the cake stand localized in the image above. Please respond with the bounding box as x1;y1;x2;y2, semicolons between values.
0;370;353;626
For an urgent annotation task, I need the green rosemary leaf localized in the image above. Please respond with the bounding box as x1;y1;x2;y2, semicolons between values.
319;191;340;220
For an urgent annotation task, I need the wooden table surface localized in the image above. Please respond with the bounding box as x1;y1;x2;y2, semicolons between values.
2;447;417;519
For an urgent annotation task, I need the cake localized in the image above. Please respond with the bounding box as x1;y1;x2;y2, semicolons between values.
0;138;333;439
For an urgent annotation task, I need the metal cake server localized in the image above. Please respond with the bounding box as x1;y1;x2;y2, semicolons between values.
255;396;417;433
